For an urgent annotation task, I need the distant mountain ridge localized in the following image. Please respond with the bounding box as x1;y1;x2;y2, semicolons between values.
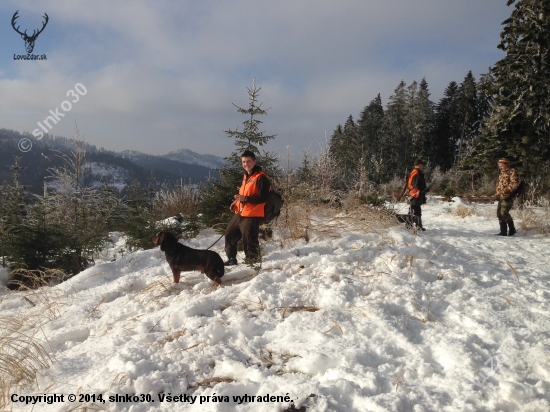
162;148;226;169
0;129;220;195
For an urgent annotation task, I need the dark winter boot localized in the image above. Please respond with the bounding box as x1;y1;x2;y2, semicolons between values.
495;221;507;236
224;257;238;266
418;217;426;231
508;220;516;236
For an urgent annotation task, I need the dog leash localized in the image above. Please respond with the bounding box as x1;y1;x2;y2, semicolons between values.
205;208;243;250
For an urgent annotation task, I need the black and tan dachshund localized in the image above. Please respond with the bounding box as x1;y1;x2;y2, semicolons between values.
153;232;224;285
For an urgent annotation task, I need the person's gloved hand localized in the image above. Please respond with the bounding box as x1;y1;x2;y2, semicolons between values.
234;195;248;202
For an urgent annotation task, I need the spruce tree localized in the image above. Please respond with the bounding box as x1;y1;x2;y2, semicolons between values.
295;151;314;185
121;177;160;251
201;79;279;225
433;81;461;170
477;71;495;130
47;140;117;274
328;123;349;189
10;193;63;271
475;0;550;178
328;124;344;159
406;79;435;163
357;94;385;183
456;71;479;164
0;158;31;269
223;79;278;176
336;115;360;184
381;81;410;177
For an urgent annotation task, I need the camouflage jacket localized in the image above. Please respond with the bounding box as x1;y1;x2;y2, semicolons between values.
495;168;520;200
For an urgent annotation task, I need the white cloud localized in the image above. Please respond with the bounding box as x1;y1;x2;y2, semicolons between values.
0;0;511;159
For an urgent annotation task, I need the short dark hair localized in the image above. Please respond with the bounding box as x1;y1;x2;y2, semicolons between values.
414;158;425;166
241;150;256;160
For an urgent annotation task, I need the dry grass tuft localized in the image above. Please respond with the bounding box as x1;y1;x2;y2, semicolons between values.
131;276;174;305
9;268;66;290
0;376;18;410
66;402;106;411
7;268;68;322
452;204;478;218
0;315;51;404
409;297;440;324
233;297;268;312
23;290;66;322
278;305;319;319
274;201;312;243
499;295;512;305
250;347;300;374
394;375;413;411
157;184;200;219
179;343;200;352
274;194;397;246
324;319;344;335
194;376;234;388
506;262;520;282
86;297;107;321
312;204;397;239
108;373;129;392
159;329;187;346
513;197;550;234
394;375;403;392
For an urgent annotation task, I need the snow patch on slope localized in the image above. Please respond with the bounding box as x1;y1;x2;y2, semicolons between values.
1;200;549;411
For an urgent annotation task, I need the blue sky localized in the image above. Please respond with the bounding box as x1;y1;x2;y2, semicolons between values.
0;1;511;161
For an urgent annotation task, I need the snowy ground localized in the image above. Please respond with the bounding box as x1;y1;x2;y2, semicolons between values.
1;197;549;412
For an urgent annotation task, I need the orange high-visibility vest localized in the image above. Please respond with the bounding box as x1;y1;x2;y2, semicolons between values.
235;170;268;217
408;169;420;198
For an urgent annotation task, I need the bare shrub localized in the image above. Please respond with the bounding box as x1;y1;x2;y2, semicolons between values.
314;203;398;238
274;200;312;244
275;198;398;245
513;197;550;234
157;183;200;219
451;204;477;218
429;167;472;196
476;174;497;197
380;175;407;198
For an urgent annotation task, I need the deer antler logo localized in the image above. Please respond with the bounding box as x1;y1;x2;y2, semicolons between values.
11;11;49;54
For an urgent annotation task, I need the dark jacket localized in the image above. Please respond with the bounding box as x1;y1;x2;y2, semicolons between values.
408;168;427;205
242;165;270;204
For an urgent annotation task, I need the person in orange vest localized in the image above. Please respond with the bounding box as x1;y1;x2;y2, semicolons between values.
407;159;430;231
224;150;271;265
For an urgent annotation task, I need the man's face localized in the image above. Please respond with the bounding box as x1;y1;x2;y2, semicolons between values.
416;164;424;170
242;156;256;174
498;162;509;172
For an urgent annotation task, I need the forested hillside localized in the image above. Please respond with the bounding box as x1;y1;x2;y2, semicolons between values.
0;129;219;195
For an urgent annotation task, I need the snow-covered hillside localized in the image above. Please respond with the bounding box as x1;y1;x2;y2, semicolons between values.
162;149;225;169
86;162;130;191
1;198;549;411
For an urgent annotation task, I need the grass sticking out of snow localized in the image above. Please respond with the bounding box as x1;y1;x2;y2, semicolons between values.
512;198;550;235
0;315;51;406
0;199;549;411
